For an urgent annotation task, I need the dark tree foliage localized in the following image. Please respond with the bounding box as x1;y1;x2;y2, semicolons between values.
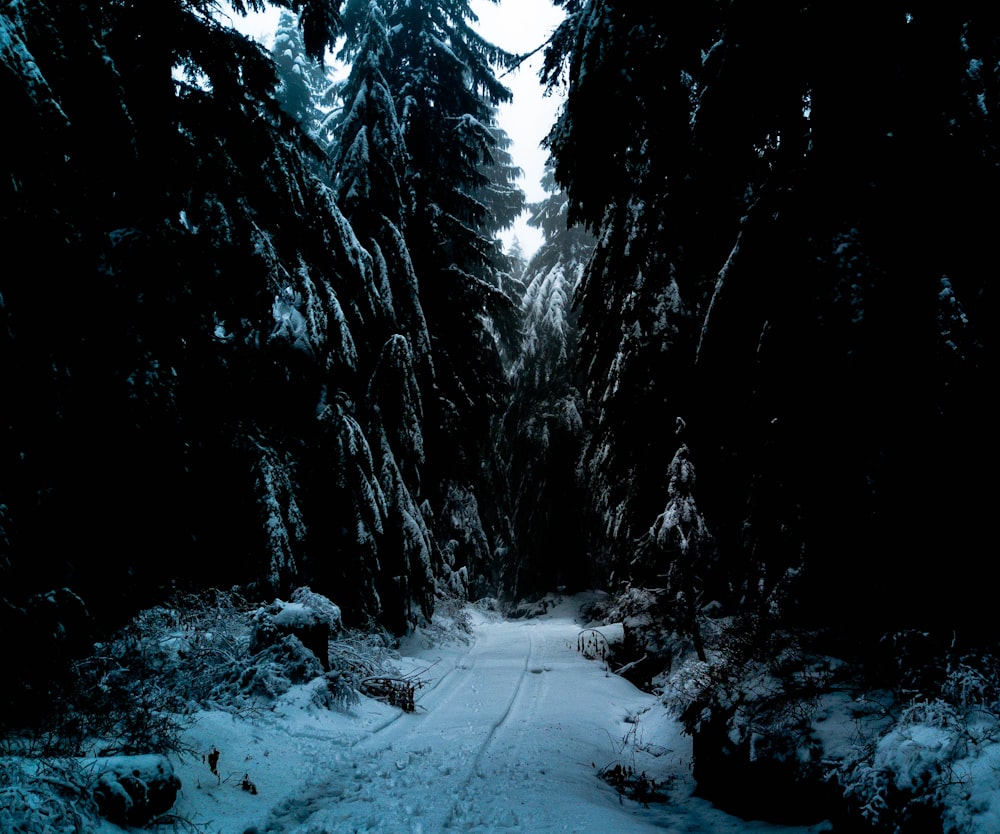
340;0;525;592
0;0;469;724
497;170;595;601
331;0;432;375
326;1;442;627
545;1;998;638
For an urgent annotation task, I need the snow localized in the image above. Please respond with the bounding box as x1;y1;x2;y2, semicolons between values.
851;699;1000;834
163;594;833;833
9;593;1000;832
271;287;314;355
876;723;960;791
253;443;306;588
1;6;70;125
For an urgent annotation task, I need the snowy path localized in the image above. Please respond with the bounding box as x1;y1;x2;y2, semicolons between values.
173;596;833;833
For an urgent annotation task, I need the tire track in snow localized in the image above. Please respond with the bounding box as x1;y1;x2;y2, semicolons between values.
441;625;542;829
257;618;562;833
408;638;484;720
353;634;482;743
337;623;541;831
466;627;534;778
296;621;542;831
253;635;485;833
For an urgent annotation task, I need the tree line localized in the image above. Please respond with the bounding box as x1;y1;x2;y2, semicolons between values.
3;0;996;737
541;0;996;642
0;0;529;721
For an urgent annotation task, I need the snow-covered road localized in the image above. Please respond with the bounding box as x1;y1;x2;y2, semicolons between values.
173;596;833;833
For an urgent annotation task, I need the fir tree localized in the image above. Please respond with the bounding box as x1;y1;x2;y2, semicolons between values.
272;9;340;148
328;0;441;623
331;0;431;377
635;441;713;662
1;0;459;725
340;0;526;593
544;2;999;634
497;170;595;600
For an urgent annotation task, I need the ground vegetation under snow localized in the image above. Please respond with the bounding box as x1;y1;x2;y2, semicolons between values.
2;588;1000;834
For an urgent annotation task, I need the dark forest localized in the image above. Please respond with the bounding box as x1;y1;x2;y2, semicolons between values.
2;2;996;830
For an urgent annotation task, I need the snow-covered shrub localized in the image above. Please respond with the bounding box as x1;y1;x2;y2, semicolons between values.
413;594;477;648
664;618;826;741
329;620;400;678
65;615;196;757
662;616;836;823
941;659;1000;713
310;671;361;712
4;584;400;790
835;651;1000;834
0;757;97;834
49;587;367;759
88;754;180;827
237;631;327;700
838;700;964;834
241;587;365;709
600;586;692;688
288;586;344;632
250;587;342;667
0;753;181;831
877;701;967;788
63;587;282;753
197;587;364;709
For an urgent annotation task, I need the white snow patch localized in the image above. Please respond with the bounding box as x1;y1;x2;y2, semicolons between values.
167;594;833;833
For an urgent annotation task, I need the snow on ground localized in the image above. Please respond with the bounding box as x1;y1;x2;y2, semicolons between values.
168;594;833;833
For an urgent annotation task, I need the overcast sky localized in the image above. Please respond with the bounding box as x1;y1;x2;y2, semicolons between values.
470;0;566;258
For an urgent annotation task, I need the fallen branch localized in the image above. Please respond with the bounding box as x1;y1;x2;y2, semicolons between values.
614;654;648;677
359;676;426;712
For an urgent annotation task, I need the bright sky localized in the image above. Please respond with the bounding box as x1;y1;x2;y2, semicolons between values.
469;0;566;259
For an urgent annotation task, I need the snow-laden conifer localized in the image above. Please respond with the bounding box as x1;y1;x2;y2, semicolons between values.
495;173;595;601
338;0;525;596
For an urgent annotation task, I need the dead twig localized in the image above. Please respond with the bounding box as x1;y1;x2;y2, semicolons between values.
359;676;426;712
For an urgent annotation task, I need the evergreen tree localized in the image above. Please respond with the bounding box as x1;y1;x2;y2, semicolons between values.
505;237;528;288
634;441;713;662
331;0;430;375
329;0;442;621
272;9;340;148
364;334;437;627
497;170;595;600
544;2;998;636
0;0;464;725
340;0;525;594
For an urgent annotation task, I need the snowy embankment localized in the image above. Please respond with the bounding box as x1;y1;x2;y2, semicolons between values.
169;595;832;833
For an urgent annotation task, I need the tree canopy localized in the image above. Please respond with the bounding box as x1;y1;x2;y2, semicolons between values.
3;0;997;744
0;0;526;711
543;1;997;636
